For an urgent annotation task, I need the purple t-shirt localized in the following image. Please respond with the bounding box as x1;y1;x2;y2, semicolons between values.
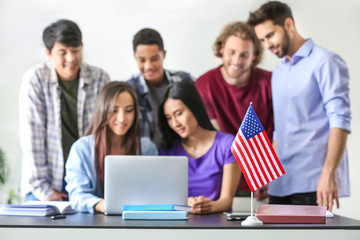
159;131;236;201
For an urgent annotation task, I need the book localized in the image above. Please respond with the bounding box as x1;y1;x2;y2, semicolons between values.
122;210;188;220
0;201;76;216
122;204;191;212
255;204;327;224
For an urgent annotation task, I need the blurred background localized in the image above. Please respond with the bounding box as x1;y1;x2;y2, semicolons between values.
0;0;359;219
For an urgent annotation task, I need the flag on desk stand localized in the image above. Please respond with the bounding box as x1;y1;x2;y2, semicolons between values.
231;103;285;226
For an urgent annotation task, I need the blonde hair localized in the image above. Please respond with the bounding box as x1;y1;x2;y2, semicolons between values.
213;21;263;67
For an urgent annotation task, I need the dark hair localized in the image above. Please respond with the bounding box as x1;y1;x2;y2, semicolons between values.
86;81;141;191
248;1;294;27
132;28;164;52
213;21;263;67
43;19;82;52
158;81;215;149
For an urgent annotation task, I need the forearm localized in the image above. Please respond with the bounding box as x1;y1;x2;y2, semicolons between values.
317;128;348;210
322;128;348;175
211;162;241;213
209;197;234;213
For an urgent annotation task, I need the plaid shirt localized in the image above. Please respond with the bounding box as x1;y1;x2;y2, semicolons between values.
19;61;110;200
127;70;194;142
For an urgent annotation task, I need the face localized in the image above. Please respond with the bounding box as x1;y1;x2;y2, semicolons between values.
221;35;256;80
254;19;290;58
108;91;135;138
46;42;83;81
163;98;199;139
134;44;166;87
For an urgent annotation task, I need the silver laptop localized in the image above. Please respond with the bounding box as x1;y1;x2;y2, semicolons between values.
104;155;188;215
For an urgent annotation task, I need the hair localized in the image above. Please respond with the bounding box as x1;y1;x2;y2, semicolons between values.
86;81;141;191
158;81;215;149
247;1;294;27
213;21;263;67
132;28;164;52
42;19;82;52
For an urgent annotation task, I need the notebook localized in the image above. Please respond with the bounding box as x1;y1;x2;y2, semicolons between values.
0;201;76;216
104;155;188;215
122;210;188;220
255;204;327;223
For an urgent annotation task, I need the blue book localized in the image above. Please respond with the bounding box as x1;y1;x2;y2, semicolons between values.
122;211;188;220
122;204;191;211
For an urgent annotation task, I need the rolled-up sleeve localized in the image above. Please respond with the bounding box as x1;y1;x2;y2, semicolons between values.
316;53;351;133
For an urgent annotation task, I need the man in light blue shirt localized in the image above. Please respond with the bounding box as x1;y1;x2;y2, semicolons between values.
248;1;351;211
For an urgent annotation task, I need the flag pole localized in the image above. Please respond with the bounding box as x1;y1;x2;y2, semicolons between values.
251;192;253;217
241;191;263;226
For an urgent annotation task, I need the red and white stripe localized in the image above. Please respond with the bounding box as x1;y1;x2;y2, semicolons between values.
231;130;285;192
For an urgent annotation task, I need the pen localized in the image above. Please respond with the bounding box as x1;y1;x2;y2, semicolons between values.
226;216;246;221
51;214;66;220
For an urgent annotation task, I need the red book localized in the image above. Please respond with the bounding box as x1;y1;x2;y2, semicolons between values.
255;204;327;224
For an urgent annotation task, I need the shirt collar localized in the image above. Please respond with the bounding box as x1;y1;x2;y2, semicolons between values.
49;61;86;85
138;69;169;95
281;38;314;64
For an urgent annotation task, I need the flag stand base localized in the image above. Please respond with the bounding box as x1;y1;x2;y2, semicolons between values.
241;192;263;226
241;216;263;226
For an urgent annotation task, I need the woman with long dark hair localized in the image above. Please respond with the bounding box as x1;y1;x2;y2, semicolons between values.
65;81;157;213
158;81;241;214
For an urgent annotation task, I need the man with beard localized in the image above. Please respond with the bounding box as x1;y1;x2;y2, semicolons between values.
195;22;273;200
248;1;351;211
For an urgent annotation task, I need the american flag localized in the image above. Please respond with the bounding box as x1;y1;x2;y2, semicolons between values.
231;104;285;192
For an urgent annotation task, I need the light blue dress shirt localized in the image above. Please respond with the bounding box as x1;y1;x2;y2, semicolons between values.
65;135;158;213
268;39;351;197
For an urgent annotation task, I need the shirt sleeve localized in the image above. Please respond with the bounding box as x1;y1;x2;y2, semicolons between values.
65;138;102;213
19;70;53;200
316;53;351;133
222;133;237;165
141;137;158;155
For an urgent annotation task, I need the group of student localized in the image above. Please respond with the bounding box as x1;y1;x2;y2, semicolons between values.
19;1;351;214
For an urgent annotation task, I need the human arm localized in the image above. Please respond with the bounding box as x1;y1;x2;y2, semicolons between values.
315;53;351;211
317;128;348;211
189;162;241;214
94;200;105;213
46;191;68;201
19;70;55;200
65;137;103;213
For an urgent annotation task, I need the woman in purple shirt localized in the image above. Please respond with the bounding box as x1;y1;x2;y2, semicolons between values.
158;81;241;214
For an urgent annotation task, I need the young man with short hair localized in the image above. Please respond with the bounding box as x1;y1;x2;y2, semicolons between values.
19;19;110;201
248;1;351;211
127;28;194;146
195;22;273;199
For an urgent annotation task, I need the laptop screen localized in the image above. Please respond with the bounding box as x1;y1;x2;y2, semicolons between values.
104;155;188;215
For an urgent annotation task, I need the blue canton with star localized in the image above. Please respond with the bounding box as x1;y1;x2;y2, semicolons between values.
240;105;264;140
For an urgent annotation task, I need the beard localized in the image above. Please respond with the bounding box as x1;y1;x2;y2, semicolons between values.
277;28;291;58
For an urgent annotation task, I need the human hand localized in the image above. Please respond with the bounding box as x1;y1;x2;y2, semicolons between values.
188;196;212;214
317;172;339;212
45;191;68;201
94;200;105;213
254;185;269;201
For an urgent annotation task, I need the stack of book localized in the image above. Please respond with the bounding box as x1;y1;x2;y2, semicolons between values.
122;204;191;220
0;201;76;217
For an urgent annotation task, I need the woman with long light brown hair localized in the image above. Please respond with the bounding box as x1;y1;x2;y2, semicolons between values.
65;81;157;213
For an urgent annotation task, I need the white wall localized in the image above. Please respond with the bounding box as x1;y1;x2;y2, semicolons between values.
0;0;359;219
